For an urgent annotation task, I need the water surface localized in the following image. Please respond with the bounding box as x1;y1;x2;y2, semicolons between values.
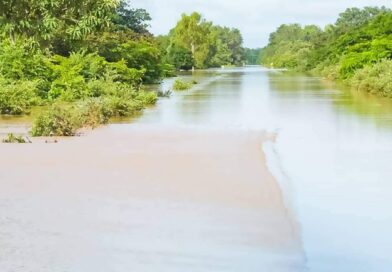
136;67;392;272
1;66;392;271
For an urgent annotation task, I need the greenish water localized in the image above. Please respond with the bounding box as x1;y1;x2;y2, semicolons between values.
1;67;392;271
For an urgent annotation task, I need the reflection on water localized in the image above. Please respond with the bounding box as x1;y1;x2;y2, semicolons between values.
1;67;392;271
0;107;45;136
134;67;392;272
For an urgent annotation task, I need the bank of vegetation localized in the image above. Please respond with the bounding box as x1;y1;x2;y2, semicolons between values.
0;2;247;137
260;6;392;97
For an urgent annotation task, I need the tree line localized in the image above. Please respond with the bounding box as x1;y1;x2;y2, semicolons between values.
260;6;392;97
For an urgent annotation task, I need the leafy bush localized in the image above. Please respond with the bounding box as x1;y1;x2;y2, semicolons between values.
351;59;392;97
48;53;89;101
48;52;145;101
107;59;144;87
86;31;164;83
0;39;53;97
339;52;373;79
102;96;144;117
2;133;28;143
314;64;340;80
0;77;40;114
0;39;52;81
77;99;111;128
172;79;193;91
136;91;158;105
31;104;80;136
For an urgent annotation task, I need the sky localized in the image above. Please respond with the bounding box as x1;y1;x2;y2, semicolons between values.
131;0;391;48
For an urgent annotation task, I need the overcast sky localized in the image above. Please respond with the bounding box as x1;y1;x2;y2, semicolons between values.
131;0;391;48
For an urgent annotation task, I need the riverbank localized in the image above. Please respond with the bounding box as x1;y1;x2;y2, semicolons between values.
0;126;304;272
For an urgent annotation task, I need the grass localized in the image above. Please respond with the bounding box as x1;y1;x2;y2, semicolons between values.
157;89;172;98
2;133;30;143
172;79;193;91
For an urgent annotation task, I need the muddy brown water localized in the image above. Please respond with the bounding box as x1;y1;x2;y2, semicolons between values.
1;67;392;271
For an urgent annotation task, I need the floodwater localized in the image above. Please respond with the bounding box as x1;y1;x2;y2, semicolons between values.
1;66;392;271
136;67;392;271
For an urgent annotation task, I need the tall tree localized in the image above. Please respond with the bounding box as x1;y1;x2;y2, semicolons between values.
171;12;211;70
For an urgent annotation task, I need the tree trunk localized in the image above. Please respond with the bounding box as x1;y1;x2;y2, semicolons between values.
191;42;195;72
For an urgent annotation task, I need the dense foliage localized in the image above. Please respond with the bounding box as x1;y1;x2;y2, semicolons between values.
172;79;195;91
244;48;262;65
160;12;245;70
260;6;392;96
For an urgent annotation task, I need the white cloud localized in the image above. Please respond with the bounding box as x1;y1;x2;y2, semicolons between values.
131;0;392;47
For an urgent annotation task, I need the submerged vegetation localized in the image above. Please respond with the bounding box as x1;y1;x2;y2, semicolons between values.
0;1;246;137
260;6;392;97
2;133;29;144
172;79;194;91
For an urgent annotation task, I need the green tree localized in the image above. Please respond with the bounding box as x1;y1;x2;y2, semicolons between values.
244;48;262;65
113;0;152;34
171;12;211;69
0;0;119;45
335;6;389;34
169;12;245;69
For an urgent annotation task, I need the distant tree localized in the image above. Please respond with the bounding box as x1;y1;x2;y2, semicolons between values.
171;12;211;69
208;26;244;66
113;1;152;34
169;12;245;69
244;48;261;65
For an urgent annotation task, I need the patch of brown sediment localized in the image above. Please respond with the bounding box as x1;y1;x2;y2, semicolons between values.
0;126;305;272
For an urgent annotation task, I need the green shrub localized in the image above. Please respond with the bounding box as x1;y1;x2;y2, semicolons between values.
351;59;392;97
172;79;193;91
0;39;52;97
107;60;144;87
316;64;340;80
136;91;158;105
48;52;145;101
77;99;111;128
31;104;80;136
102;96;144;117
0;39;52;81
2;133;28;143
48;53;89;101
0;78;40;115
339;52;373;79
161;63;177;77
85;32;163;83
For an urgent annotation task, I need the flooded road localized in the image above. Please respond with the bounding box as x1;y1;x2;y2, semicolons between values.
136;67;392;271
1;66;392;271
